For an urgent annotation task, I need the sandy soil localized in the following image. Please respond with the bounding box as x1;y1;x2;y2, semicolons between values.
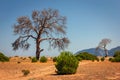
0;58;120;80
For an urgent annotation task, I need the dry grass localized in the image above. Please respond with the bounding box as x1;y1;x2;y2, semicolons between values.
0;57;120;80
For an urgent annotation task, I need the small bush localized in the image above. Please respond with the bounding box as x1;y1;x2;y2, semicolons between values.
101;57;105;61
55;51;79;75
75;56;82;61
53;57;57;62
96;58;99;62
75;52;98;61
113;51;120;57
110;51;120;62
112;56;120;62
109;58;113;61
31;57;37;62
14;56;19;57
22;69;30;76
28;56;32;60
17;61;21;64
0;52;9;62
23;58;26;60
40;56;47;63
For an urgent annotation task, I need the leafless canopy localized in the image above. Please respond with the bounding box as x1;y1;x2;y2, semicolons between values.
12;8;70;52
97;38;111;49
96;38;111;57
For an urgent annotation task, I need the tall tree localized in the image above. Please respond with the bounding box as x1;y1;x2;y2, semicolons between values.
96;38;111;57
12;9;70;60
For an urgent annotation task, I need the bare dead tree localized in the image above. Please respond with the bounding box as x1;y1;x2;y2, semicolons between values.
96;38;111;57
12;8;70;60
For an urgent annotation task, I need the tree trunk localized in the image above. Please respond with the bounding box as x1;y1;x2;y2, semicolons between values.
103;45;108;57
36;39;40;60
104;49;108;57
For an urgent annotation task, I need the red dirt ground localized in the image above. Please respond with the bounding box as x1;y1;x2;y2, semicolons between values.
0;58;120;80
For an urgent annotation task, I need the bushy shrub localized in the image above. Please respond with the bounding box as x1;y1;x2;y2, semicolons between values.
101;57;105;61
96;58;99;62
55;51;79;75
110;51;120;62
40;56;47;63
75;56;82;61
113;51;120;57
110;56;120;62
17;61;21;64
22;69;30;76
53;57;57;62
114;56;120;62
0;52;9;62
75;52;98;61
23;58;26;60
28;56;32;60
31;57;37;62
109;58;113;61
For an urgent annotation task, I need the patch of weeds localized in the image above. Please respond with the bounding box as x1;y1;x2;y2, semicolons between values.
17;61;21;64
22;69;30;76
40;56;47;63
31;57;37;62
101;57;105;61
23;58;26;60
28;56;32;60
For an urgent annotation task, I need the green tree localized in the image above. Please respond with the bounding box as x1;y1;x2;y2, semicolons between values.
12;8;70;60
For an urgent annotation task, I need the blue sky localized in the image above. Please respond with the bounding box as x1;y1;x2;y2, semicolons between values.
0;0;120;57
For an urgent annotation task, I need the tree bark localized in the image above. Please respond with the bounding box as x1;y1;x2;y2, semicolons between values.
36;39;40;60
104;49;108;57
103;45;108;57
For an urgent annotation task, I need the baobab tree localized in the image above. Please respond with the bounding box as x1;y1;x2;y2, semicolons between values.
96;38;111;57
12;8;70;60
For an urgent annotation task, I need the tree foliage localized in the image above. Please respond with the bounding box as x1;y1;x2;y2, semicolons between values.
75;52;99;61
12;8;70;60
55;51;79;74
40;56;47;63
0;52;9;62
113;51;120;57
109;51;120;62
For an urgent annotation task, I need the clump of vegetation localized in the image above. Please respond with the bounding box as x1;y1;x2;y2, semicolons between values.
17;61;21;64
40;56;47;63
101;57;105;61
109;51;120;62
23;57;26;60
75;55;82;61
113;51;120;57
75;52;99;61
53;57;57;62
113;56;120;62
14;55;19;57
55;51;79;75
22;69;30;76
31;57;37;62
96;58;100;62
0;52;9;62
109;58;113;61
28;56;32;60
